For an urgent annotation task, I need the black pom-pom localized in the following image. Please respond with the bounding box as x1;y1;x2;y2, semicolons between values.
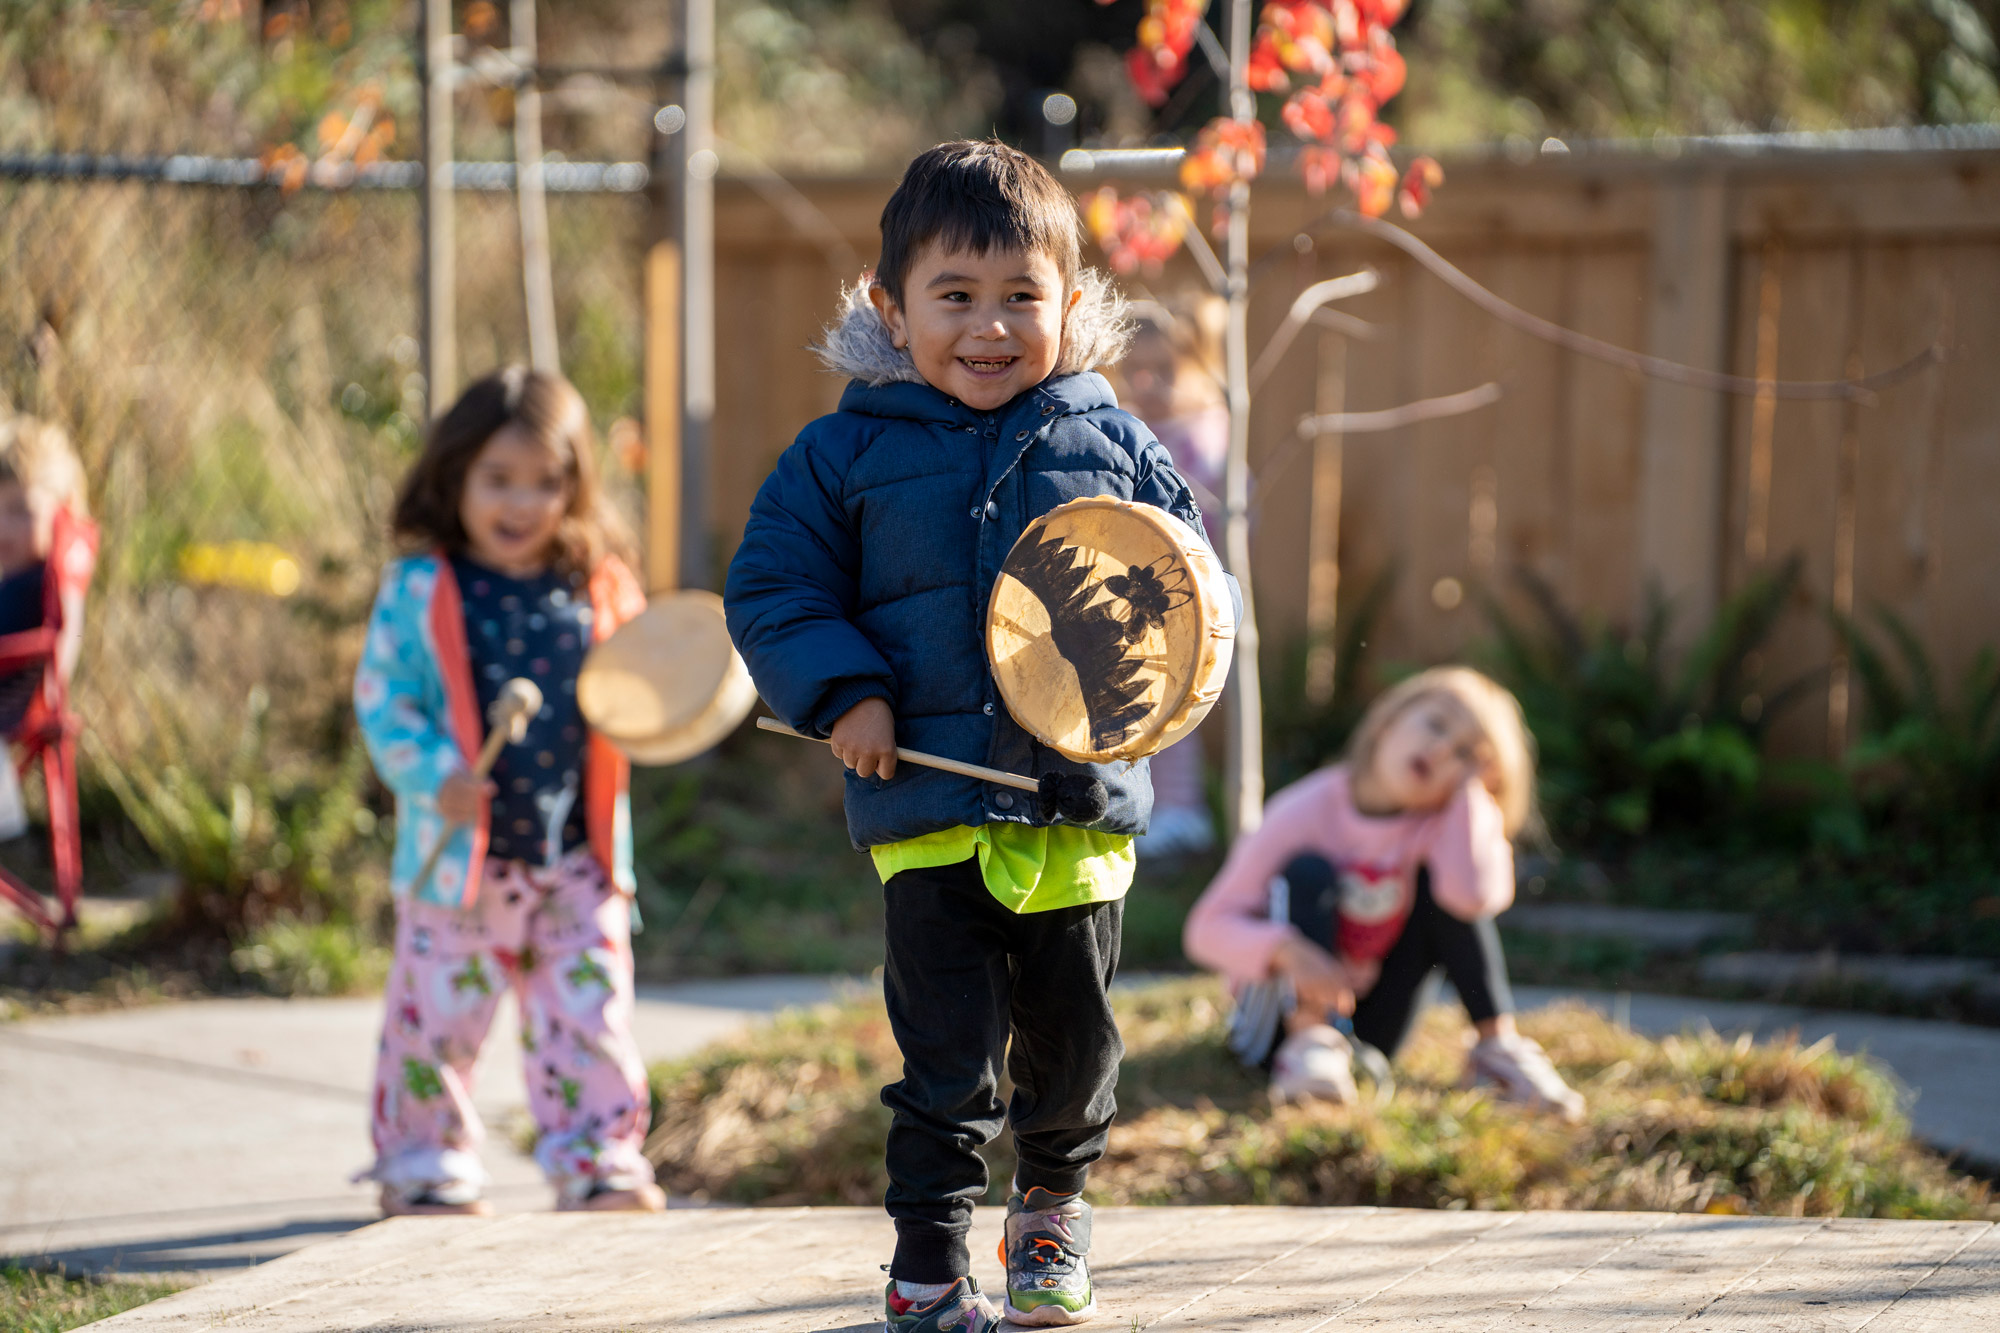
1037;772;1110;824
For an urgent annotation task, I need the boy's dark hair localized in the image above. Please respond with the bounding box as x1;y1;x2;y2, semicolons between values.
393;365;631;573
875;140;1082;305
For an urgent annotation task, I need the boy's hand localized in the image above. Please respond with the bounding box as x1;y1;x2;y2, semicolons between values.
1274;930;1358;1019
436;771;496;824
829;697;898;780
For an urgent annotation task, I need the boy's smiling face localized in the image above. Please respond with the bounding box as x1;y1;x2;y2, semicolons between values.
870;242;1079;412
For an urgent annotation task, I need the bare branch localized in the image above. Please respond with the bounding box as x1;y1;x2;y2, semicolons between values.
1248;268;1380;391
1165;192;1229;294
1310;209;1945;403
1195;22;1232;82
1254;381;1504;506
1296;381;1503;436
1311;307;1383;341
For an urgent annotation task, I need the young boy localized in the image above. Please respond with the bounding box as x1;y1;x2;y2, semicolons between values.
725;141;1217;1331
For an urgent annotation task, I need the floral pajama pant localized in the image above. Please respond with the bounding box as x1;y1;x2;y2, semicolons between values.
368;848;653;1200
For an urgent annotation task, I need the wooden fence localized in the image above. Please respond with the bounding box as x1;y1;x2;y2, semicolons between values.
703;140;2000;757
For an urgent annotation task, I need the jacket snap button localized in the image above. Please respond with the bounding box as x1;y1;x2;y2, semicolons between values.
1042;403;1054;415
993;791;1015;810
982;702;995;715
965;426;976;434
970;507;982;520
1016;431;1028;441
985;500;1000;521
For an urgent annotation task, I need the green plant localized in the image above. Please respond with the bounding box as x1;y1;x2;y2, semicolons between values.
85;685;386;945
1;1266;184;1333
230;916;389;996
1837;608;2000;847
1263;566;1395;792
1480;558;1809;843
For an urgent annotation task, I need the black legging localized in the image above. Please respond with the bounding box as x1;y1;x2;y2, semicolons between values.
1278;853;1513;1058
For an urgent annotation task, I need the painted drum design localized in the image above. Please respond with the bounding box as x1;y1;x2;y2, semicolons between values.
986;495;1236;764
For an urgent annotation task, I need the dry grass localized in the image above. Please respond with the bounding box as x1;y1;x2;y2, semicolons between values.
645;978;1996;1220
0;1266;185;1333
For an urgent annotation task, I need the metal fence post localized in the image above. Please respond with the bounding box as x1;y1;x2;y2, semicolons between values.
420;0;456;418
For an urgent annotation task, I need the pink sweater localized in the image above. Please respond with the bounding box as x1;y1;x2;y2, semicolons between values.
1182;764;1514;987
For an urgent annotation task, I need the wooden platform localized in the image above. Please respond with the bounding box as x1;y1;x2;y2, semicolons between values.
89;1206;2000;1331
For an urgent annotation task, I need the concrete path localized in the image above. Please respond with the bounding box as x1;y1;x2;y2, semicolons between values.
6;973;1997;1285
1512;985;2000;1170
85;1207;2000;1332
0;976;848;1275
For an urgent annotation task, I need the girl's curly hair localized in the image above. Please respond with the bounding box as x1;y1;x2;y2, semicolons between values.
392;366;631;573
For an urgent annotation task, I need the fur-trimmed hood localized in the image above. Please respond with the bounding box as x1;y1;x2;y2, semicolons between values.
813;267;1134;388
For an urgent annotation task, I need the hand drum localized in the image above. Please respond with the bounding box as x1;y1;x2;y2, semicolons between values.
985;496;1236;764
577;590;758;766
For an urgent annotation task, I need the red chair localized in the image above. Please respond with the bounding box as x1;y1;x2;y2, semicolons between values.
0;506;98;938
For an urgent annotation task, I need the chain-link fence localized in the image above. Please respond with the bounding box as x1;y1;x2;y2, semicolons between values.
0;161;649;810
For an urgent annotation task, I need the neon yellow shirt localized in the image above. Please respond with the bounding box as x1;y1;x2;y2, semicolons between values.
870;824;1135;913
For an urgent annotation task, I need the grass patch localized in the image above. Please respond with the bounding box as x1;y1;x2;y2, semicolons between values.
0;1266;184;1333
645;978;1996;1219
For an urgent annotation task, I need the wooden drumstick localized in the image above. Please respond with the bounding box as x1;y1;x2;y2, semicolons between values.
411;678;545;893
756;716;1036;791
755;716;1110;823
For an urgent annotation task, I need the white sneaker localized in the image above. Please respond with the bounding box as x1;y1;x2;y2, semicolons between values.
1463;1031;1586;1123
1269;1024;1358;1105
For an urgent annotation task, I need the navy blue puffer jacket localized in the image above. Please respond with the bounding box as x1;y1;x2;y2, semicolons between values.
724;280;1220;851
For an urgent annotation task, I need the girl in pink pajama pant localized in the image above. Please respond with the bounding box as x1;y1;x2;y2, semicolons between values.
354;367;661;1215
373;851;653;1208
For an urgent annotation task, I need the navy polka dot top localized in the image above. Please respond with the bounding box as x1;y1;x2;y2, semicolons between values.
452;555;594;865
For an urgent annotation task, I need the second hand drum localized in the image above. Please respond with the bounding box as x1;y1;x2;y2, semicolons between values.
986;495;1236;765
576;589;759;765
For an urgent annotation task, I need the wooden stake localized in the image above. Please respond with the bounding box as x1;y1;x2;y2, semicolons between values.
644;240;682;592
1744;246;1784;563
420;0;455;416
512;0;559;374
1220;0;1264;841
1304;329;1345;706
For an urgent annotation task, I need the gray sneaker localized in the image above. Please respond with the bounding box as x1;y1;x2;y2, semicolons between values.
883;1276;1001;1333
1003;1187;1096;1325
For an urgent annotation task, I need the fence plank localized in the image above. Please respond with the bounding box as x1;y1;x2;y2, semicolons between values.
1557;243;1650;622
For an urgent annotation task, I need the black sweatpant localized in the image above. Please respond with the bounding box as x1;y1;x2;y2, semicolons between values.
880;856;1123;1282
1280;853;1513;1058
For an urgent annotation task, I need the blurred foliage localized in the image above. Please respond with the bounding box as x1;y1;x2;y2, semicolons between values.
12;0;1994;182
1474;567;2000;959
1263;564;1395;793
1837;607;2000;847
1396;0;2000;146
714;1;997;173
0;0;417;156
86;684;391;966
1481;558;1809;845
648;977;1996;1218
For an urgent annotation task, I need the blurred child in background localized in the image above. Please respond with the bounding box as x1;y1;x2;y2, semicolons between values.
1115;295;1229;859
0;413;91;838
353;366;663;1216
1184;666;1585;1120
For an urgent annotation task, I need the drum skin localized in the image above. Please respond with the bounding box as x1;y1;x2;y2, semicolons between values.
985;496;1236;764
577;589;759;766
